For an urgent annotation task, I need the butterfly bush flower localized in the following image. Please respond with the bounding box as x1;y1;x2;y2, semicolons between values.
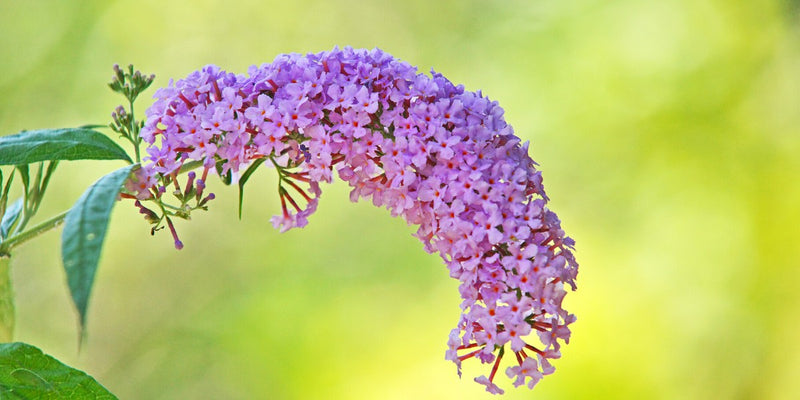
130;47;578;394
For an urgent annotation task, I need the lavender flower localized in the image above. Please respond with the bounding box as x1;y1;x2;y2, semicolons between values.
132;46;578;394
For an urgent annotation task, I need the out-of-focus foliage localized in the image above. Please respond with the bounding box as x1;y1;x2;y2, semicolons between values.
0;0;797;399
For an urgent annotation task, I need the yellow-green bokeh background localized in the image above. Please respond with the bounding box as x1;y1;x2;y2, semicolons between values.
1;1;799;398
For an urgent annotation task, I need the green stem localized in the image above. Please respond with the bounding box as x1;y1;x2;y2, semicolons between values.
0;211;68;256
0;256;13;342
127;99;140;163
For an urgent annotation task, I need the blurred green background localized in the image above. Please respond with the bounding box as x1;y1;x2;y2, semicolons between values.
1;0;799;398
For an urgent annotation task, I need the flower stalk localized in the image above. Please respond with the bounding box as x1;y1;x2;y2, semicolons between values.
0;211;68;256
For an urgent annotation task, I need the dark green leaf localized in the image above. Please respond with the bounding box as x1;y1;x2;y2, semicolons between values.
39;161;59;195
238;158;265;219
2;169;14;200
16;166;29;194
0;128;131;165
215;159;232;185
0;198;22;240
0;342;116;399
76;124;108;130
61;165;134;332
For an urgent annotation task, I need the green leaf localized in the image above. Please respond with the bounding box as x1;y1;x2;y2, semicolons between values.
61;165;134;333
0;128;131;165
0;198;22;240
1;169;14;202
0;257;13;342
0;342;117;399
215;159;232;185
16;166;29;194
238;158;265;219
76;124;108;130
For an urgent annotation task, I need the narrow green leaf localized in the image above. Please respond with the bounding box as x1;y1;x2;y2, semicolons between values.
2;169;14;201
215;159;232;185
0;257;13;342
16;166;29;194
238;158;265;219
61;165;134;333
76;124;108;130
0;128;131;165
0;198;22;240
0;342;117;399
39;161;59;195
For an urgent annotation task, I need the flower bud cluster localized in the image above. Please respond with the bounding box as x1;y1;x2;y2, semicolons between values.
109;64;155;103
135;47;578;393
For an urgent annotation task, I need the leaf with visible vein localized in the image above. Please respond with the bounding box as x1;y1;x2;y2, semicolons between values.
61;165;134;333
0;342;117;399
0;128;131;165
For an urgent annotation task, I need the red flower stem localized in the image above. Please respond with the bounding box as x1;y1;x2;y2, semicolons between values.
170;171;181;192
532;321;552;331
458;347;484;362
525;343;545;356
212;80;222;101
283;189;302;212
369;173;387;184
178;93;195;108
331;154;346;165
488;346;505;382
286;174;312;183
284;179;312;202
184;173;195;198
165;217;183;250
279;189;290;218
457;342;480;351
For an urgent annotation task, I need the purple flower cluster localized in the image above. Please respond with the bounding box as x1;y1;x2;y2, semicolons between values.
133;47;578;394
